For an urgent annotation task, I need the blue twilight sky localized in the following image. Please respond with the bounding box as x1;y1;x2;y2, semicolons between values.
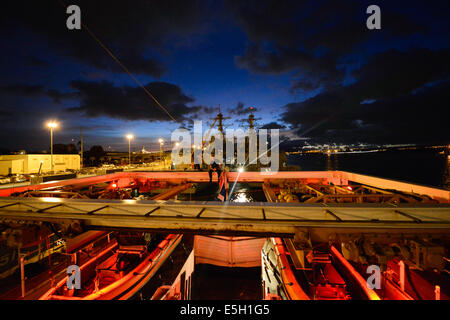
0;0;448;152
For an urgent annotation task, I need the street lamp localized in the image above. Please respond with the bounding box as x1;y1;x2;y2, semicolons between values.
47;121;58;173
158;138;164;163
126;134;133;166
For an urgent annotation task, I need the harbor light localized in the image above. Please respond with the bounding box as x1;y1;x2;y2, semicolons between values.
126;134;133;166
159;138;164;163
47;121;58;129
46;121;59;173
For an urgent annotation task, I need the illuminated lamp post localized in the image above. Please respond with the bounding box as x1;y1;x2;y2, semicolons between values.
47;121;58;173
126;134;134;166
158;138;164;165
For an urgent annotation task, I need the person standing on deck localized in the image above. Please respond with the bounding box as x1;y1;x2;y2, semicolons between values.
208;157;222;183
194;153;202;171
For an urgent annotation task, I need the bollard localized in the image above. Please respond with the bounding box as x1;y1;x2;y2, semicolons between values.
435;285;440;300
398;260;405;291
20;256;25;298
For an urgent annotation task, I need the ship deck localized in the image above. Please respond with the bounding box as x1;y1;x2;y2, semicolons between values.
0;170;448;241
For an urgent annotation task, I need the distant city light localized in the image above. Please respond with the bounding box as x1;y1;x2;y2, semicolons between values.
126;134;134;140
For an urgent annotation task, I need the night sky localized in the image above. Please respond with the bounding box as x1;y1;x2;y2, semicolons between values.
0;0;448;152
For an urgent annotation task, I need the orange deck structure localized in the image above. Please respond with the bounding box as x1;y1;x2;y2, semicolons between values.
0;171;448;240
1;170;448;300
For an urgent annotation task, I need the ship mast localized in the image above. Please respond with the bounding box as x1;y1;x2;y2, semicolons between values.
217;105;224;135
248;107;255;130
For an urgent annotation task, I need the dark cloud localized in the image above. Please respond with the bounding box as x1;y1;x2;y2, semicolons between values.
0;84;45;96
0;79;208;124
200;106;217;114
260;122;287;130
227;0;434;91
182;106;218;125
235;44;344;91
0;84;80;104
352;49;450;100
229;102;257;115
357;81;450;142
46;89;80;104
66;80;201;122
25;57;49;67
284;83;450;144
0;109;13;118
280;48;450;144
1;1;208;77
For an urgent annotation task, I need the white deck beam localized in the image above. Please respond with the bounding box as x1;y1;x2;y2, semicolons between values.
0;197;448;238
